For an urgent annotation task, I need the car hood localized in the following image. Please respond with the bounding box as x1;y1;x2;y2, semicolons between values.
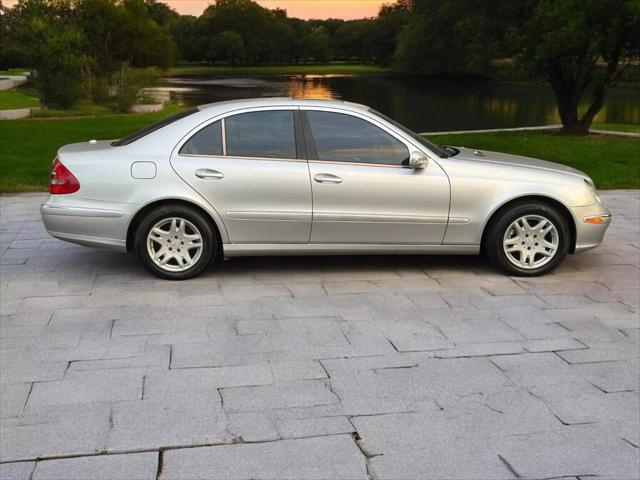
452;147;590;181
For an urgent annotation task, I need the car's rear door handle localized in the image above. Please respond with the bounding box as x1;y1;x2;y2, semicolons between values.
314;173;343;184
195;169;224;180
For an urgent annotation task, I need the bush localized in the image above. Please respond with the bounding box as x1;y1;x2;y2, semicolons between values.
23;18;86;109
114;65;160;113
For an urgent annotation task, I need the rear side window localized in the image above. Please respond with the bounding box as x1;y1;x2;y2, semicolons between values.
225;111;296;159
306;111;409;166
112;108;199;146
179;121;223;156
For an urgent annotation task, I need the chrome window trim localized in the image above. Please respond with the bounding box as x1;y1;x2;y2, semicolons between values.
179;153;306;163
177;106;299;162
308;159;412;169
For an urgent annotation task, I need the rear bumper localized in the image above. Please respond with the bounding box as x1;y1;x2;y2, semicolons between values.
41;197;134;252
570;203;612;254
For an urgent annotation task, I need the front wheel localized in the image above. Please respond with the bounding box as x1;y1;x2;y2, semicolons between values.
485;202;570;276
135;205;216;280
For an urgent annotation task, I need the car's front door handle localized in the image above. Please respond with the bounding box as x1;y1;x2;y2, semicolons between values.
195;169;224;180
314;173;343;184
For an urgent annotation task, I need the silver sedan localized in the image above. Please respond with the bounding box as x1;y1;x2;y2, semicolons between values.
41;98;611;280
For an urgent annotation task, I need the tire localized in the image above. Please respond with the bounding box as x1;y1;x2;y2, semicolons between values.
135;204;217;280
485;201;570;276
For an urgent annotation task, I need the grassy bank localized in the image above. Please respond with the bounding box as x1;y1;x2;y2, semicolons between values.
591;123;640;133
429;130;640;189
0;89;40;109
1;114;638;192
0;105;184;192
167;63;389;76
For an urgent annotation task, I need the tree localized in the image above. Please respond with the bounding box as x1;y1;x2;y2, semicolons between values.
306;26;331;63
207;30;245;65
369;0;410;65
24;18;86;108
394;0;516;76
518;0;640;134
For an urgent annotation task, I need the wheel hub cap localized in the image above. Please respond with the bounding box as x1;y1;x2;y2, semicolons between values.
503;214;559;270
146;217;203;272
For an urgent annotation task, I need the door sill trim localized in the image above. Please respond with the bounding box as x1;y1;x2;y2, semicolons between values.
223;243;479;257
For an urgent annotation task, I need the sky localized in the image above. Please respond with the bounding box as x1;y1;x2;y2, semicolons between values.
2;0;388;19
161;0;387;19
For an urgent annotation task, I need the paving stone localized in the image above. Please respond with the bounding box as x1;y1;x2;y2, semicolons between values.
0;461;35;480
227;411;279;442
0;383;30;418
32;452;158;480
277;415;355;439
159;435;368;480
170;342;268;369
67;344;171;371
0;403;111;462
0;191;639;478
286;282;326;297
490;426;640;479
107;391;232;451
236;319;281;335
573;358;640;393
322;280;378;294
0;350;67;385
143;362;273;399
557;340;639;363
27;369;143;407
221;283;291;300
269;360;327;382
220;380;339;412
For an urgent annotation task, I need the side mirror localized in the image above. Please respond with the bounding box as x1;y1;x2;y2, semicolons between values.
409;151;429;169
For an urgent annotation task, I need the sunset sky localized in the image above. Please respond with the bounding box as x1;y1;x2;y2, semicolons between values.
164;0;388;18
3;0;388;18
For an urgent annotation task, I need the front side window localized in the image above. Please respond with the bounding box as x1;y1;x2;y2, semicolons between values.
225;110;296;159
179;121;223;156
306;111;409;166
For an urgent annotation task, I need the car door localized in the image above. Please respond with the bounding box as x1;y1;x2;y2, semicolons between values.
170;108;312;244
302;108;450;245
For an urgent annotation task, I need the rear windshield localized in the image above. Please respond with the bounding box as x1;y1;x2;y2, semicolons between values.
112;108;199;146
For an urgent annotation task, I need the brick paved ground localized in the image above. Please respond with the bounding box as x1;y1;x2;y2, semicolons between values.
0;191;638;479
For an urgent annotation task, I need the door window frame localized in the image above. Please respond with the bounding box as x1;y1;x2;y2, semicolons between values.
176;107;307;162
300;107;416;169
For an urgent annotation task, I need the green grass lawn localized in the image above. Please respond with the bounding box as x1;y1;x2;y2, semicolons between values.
0;68;30;76
0;104;184;192
168;63;389;76
429;130;640;189
591;123;640;133
1;112;638;192
0;89;40;110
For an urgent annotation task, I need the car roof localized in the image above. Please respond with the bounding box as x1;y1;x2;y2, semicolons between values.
197;97;369;113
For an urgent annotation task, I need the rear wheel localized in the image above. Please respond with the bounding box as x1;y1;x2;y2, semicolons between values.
486;202;570;276
135;205;216;280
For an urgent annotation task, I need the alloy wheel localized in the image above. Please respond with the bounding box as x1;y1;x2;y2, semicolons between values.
146;217;203;272
502;214;559;270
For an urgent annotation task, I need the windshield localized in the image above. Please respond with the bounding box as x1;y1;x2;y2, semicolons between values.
112;108;199;146
368;109;451;158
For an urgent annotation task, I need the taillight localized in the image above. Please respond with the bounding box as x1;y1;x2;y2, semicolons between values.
49;158;80;194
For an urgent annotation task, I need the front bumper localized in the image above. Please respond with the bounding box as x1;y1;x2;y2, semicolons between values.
41;196;135;252
570;203;612;254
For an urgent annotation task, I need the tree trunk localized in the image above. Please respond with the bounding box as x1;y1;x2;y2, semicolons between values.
551;82;589;135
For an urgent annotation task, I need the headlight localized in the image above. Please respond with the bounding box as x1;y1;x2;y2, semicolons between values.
584;179;601;203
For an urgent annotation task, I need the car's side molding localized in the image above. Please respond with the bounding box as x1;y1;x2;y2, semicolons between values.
223;243;479;256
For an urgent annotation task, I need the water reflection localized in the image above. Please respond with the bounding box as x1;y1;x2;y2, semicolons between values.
160;75;640;132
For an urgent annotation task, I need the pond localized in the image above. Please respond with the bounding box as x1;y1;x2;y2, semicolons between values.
160;74;640;132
